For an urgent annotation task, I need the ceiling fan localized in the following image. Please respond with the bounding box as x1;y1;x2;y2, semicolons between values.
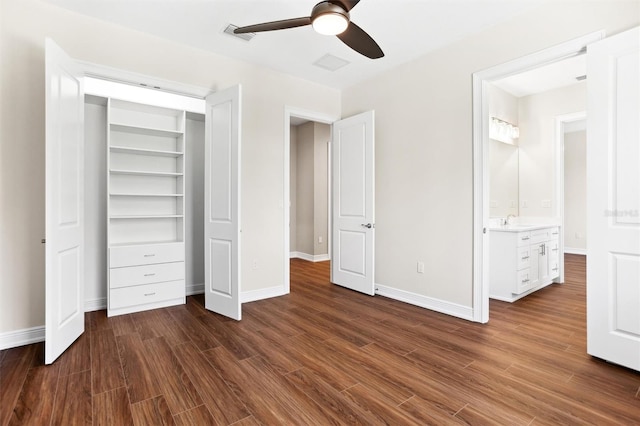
233;0;384;59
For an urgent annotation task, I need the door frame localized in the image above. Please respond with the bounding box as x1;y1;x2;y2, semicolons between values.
471;31;604;323
284;107;339;293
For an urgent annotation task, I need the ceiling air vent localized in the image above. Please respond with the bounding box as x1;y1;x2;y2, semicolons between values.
313;54;350;72
576;75;587;81
223;24;255;42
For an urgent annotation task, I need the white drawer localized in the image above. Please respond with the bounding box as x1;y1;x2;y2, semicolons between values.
530;227;559;244
516;232;532;247
514;269;533;294
110;280;184;310
110;242;184;268
110;262;184;289
517;246;531;270
548;238;560;256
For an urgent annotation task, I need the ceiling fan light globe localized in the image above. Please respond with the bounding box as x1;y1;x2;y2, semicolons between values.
312;13;349;35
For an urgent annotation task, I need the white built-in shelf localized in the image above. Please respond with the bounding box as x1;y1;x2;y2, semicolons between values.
110;123;183;138
110;240;184;248
110;214;184;219
110;146;183;158
110;193;184;197
109;169;183;177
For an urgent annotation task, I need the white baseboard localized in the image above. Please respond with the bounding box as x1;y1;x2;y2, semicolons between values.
564;247;587;255
85;297;107;312
375;284;474;321
241;285;287;303
187;283;204;296
0;326;45;350
289;252;330;262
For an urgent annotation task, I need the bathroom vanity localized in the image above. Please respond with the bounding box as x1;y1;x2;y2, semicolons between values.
490;225;560;302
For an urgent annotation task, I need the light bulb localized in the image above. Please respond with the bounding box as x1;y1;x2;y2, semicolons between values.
312;13;349;35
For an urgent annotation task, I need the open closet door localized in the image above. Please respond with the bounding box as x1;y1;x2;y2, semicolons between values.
204;85;242;320
45;39;85;364
587;26;640;371
331;111;375;295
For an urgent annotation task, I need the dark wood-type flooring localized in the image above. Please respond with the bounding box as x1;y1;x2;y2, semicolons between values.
2;254;639;425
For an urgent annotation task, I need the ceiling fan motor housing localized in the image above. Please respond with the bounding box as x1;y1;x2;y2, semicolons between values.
311;1;351;24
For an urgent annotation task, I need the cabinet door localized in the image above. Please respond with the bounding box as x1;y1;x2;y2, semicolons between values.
538;242;550;283
529;244;540;288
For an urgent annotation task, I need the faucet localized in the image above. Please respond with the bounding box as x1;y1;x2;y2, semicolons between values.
506;214;516;225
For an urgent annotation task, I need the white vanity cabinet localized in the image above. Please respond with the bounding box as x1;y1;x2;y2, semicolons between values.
490;226;560;302
106;99;187;316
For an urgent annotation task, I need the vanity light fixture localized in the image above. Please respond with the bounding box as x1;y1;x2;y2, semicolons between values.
490;117;520;145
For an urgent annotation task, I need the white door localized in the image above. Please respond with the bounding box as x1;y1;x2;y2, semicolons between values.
45;39;85;364
204;85;242;320
587;26;640;371
331;111;375;295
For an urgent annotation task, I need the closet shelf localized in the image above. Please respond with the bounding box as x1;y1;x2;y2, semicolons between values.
109;240;184;248
110;193;184;197
110;145;183;157
110;123;183;138
110;214;184;219
109;169;183;177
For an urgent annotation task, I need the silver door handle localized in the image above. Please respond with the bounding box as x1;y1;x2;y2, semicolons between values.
361;223;373;229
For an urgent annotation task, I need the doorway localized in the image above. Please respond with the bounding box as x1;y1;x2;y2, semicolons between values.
472;31;604;323
283;108;338;293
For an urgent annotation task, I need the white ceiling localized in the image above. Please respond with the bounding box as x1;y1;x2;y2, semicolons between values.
493;53;586;97
47;0;551;90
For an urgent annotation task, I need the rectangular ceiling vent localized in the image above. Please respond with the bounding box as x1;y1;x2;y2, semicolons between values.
575;74;587;81
223;24;255;42
313;54;350;72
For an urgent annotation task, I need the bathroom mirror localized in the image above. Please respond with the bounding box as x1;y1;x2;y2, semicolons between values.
489;138;519;217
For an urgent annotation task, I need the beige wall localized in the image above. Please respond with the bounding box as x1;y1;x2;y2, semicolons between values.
296;123;315;255
342;1;638;307
0;0;340;335
564;130;587;250
292;122;329;257
289;125;298;252
518;82;586;217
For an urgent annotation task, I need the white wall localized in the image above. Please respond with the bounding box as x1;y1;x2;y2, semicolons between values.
313;123;329;257
518;82;586;217
342;1;638;311
0;0;340;337
488;84;519;218
564;130;587;251
296;123;315;255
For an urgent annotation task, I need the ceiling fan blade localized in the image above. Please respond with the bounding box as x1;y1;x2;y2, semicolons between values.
234;17;311;34
337;22;384;59
329;0;361;12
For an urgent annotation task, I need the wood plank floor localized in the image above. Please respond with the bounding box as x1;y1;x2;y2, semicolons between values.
2;254;639;425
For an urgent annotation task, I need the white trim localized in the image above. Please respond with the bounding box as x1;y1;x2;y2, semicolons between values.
85;298;107;312
0;326;45;350
241;285;287;303
79;60;211;98
565;247;587;255
290;252;330;262
375;284;474;321
555;111;587;284
472;31;605;324
187;283;204;295
284;106;339;295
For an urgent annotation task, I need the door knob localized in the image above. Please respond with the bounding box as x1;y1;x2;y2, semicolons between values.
361;223;373;229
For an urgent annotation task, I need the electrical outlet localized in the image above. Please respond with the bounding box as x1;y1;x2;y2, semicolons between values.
417;261;425;274
542;199;551;208
318;236;323;244
522;200;529;208
252;260;258;270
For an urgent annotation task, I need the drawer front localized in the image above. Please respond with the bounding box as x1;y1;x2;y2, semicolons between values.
110;280;184;310
547;238;560;257
110;262;184;289
517;246;531;270
516;232;532;247
110;243;184;268
514;269;533;294
530;227;559;244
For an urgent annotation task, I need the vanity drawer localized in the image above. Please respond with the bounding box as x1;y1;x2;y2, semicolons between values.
110;262;184;289
516;232;532;247
110;280;184;310
514;269;533;294
530;227;559;244
517;246;531;270
110;242;184;268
